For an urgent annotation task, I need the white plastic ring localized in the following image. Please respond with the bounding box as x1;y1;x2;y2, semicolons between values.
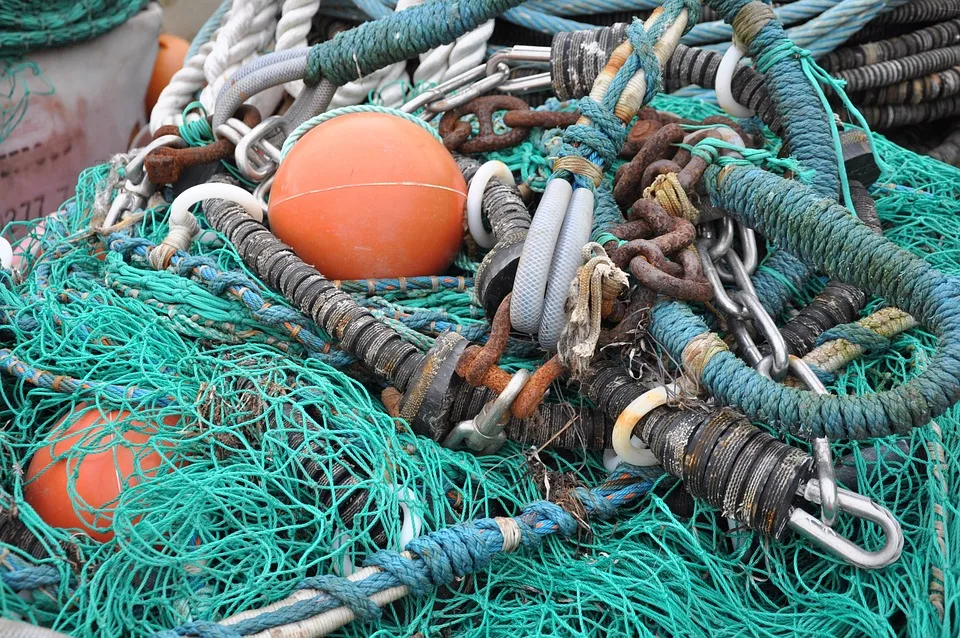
467;160;515;249
170;182;264;225
0;237;12;270
611;385;677;467
716;43;755;119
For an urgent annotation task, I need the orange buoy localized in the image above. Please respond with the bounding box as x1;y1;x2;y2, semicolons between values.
24;404;178;543
269;112;467;280
145;34;190;114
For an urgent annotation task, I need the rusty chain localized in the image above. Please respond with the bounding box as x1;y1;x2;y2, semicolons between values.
439;95;579;154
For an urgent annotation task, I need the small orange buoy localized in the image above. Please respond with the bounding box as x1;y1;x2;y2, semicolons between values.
269;112;467;280
24;404;178;543
146;34;190;114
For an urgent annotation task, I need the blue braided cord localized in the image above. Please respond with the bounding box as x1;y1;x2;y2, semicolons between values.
1;564;64;592
817;322;892;353
335;276;472;295
552;2;699;191
786;0;912;59
155;465;655;637
683;0;840;46
306;0;530;86
0;348;175;406
708;0;839;200
751;251;810;317
107;234;344;362
648;163;960;440
350;0;393;19
591;184;626;240
525;0;662;15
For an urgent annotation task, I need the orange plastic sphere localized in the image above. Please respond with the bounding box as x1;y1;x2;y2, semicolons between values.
24;404;178;543
269;112;467;280
146;34;190;113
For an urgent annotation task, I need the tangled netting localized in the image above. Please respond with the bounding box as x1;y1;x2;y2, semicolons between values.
0;94;956;637
0;0;150;54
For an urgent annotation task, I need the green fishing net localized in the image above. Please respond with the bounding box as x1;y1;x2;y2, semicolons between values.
0;94;955;638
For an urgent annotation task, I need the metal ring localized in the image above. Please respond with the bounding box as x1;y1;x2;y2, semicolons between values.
467;161;515;249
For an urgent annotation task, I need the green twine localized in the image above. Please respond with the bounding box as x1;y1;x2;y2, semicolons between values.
755;41;890;211
686;137;814;180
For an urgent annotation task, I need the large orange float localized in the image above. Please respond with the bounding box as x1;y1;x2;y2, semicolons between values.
269;112;467;280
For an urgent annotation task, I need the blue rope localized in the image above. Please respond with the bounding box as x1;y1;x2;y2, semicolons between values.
155;465;657;637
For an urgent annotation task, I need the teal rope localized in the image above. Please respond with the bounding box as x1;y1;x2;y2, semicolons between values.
650;163;960;440
281;105;442;160
0;0;150;54
305;0;529;86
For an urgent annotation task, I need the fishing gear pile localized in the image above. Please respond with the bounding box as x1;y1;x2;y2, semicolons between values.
0;1;957;637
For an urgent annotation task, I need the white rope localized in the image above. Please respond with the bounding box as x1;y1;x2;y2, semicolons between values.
199;0;280;113
276;0;322;97
150;40;216;133
328;0;418;109
413;18;494;88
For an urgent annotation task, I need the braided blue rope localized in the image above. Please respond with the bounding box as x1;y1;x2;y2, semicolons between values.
107;234;354;367
1;564;63;591
155;465;658;637
553;2;700;191
816;321;893;353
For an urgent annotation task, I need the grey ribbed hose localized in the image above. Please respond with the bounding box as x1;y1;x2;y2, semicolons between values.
212;57;309;129
0;620;72;638
510;179;573;333
538;189;594;352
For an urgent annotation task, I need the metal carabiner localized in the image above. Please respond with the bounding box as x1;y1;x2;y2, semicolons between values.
789;479;903;569
485;45;552;94
443;369;530;455
428;63;512;113
104;135;187;228
401;65;488;115
253;174;274;221
786;355;840;527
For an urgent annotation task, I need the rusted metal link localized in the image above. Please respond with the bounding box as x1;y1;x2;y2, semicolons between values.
454;292;567;419
457;293;512;386
701;114;755;148
629;246;712;302
439;95;532;154
144;106;261;185
613;123;686;208
501;109;580;129
672;129;721;167
621;119;662;158
440;96;578;154
152;125;181;140
642;159;682;191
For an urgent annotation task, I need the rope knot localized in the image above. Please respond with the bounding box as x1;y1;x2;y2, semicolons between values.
643;173;698;222
557;243;629;379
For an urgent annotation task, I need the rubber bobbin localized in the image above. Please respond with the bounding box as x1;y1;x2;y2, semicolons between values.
400;331;469;441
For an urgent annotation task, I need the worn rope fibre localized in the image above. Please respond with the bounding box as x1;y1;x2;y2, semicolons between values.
0;91;954;637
